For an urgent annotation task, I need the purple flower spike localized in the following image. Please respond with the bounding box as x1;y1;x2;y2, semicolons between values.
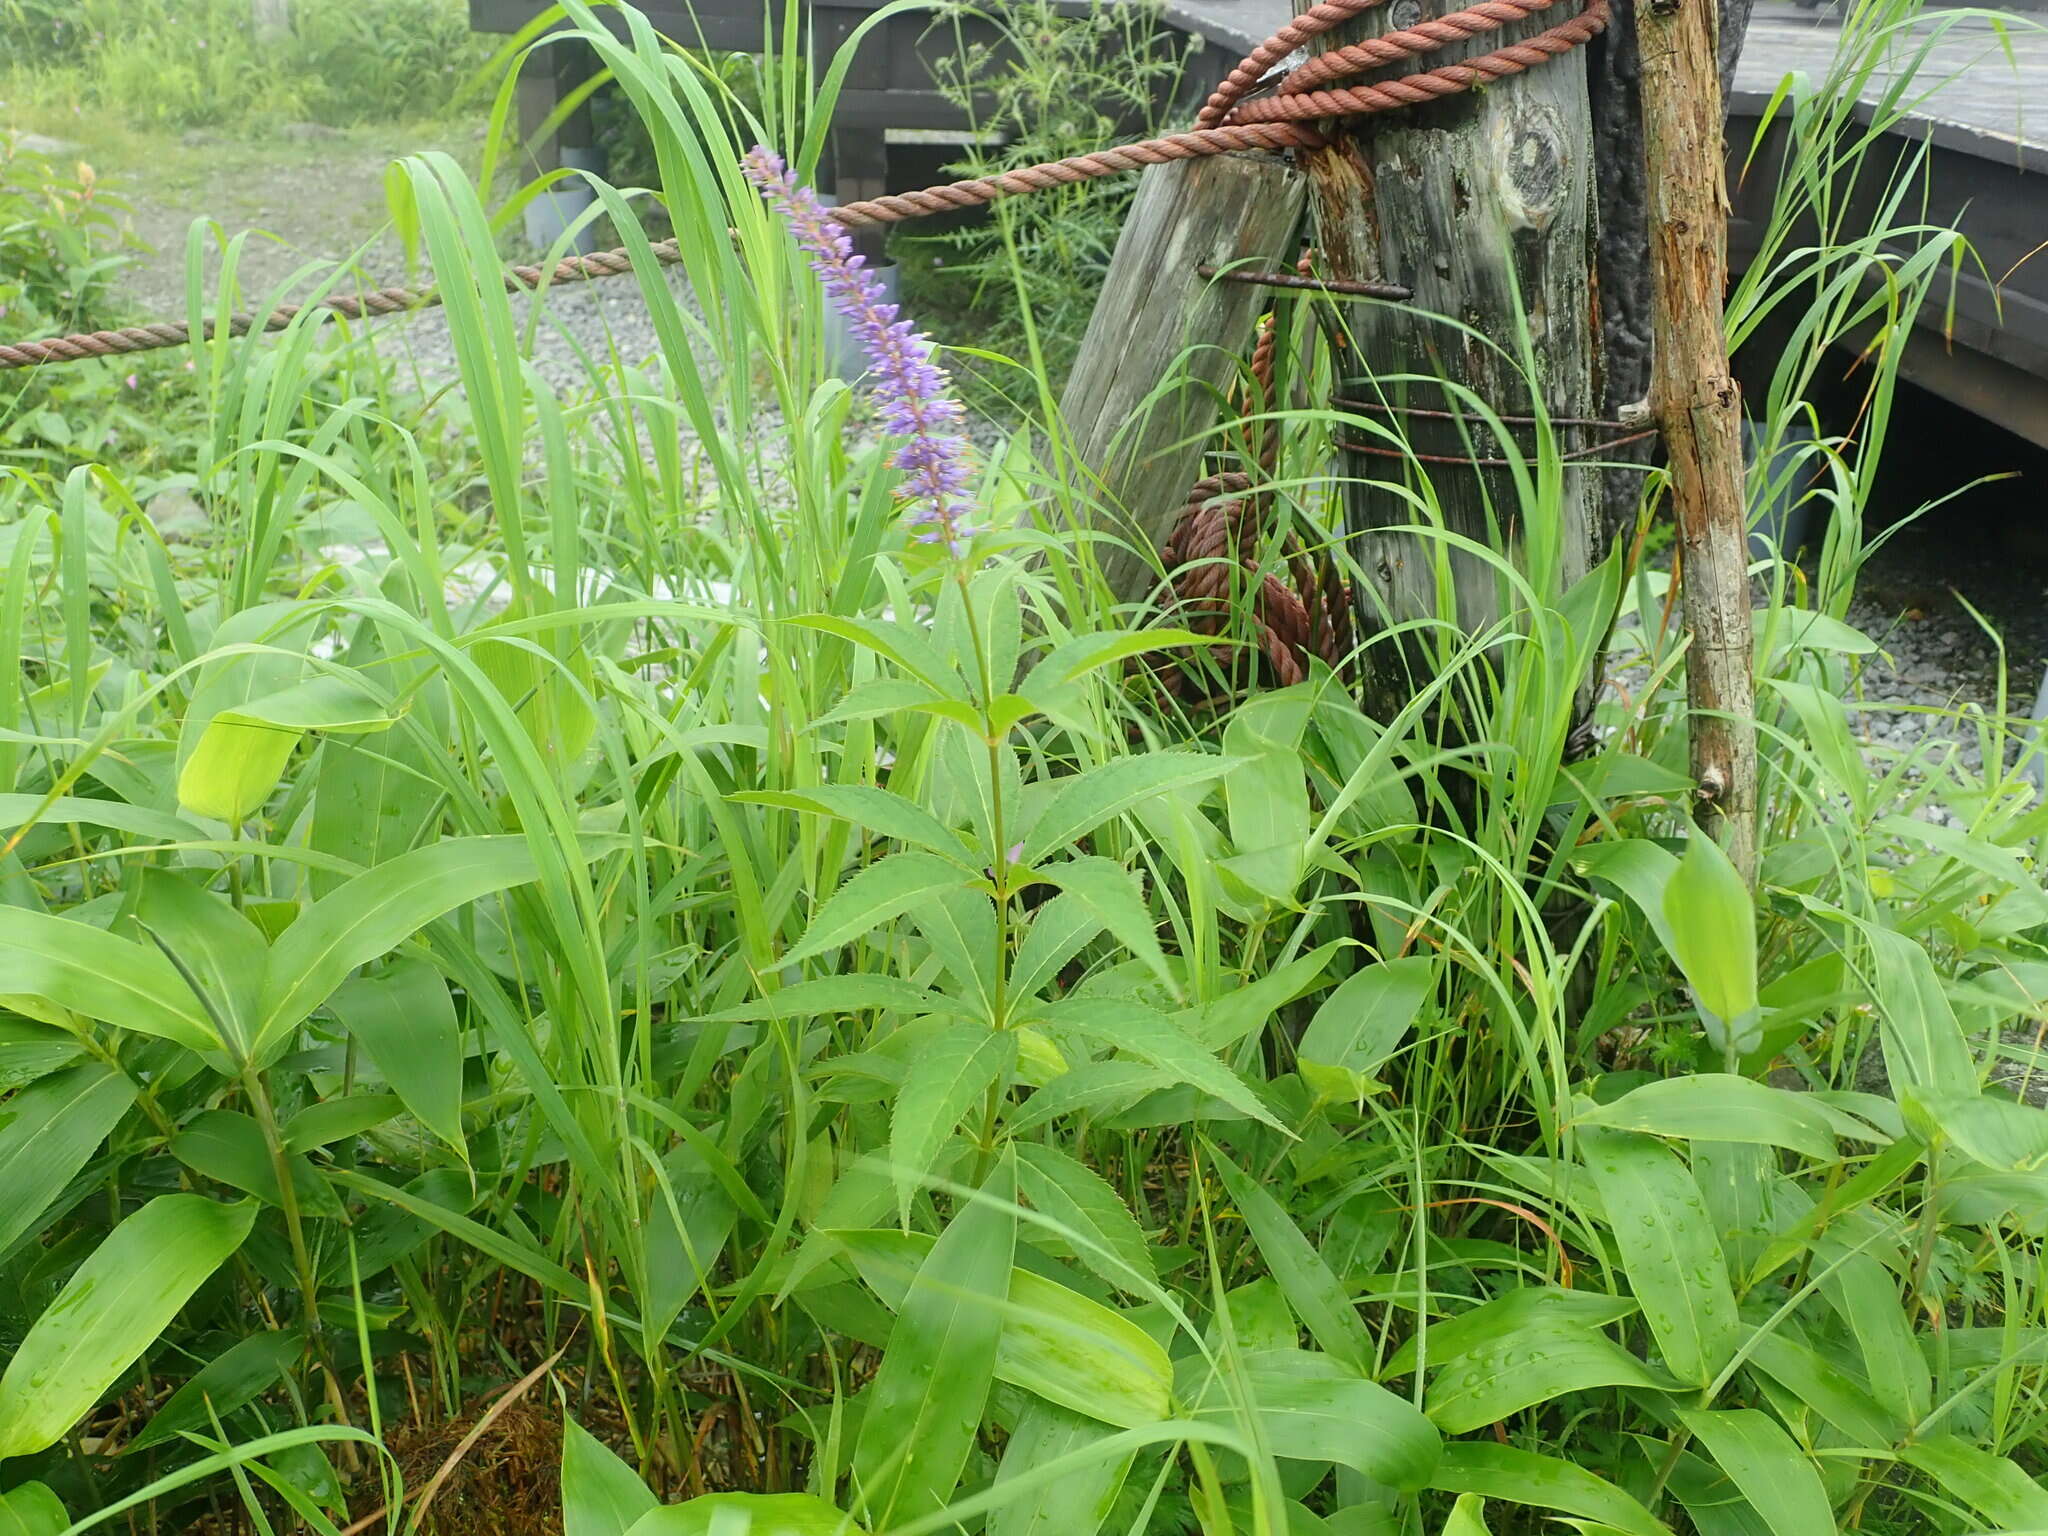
742;146;980;561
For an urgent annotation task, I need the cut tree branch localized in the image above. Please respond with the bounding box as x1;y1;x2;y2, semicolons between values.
1635;0;1757;876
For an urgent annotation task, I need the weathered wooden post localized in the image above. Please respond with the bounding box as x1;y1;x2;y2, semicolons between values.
1635;0;1757;873
1298;0;1610;727
1055;154;1309;604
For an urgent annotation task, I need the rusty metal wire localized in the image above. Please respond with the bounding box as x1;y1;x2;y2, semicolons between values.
1196;265;1414;299
1331;397;1659;467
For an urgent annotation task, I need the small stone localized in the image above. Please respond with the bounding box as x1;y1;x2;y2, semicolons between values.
11;131;78;157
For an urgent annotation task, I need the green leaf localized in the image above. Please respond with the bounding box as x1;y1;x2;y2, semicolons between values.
1384;1287;1637;1378
1919;1093;2048;1172
129;869;268;1060
889;1024;1014;1221
0;1194;257;1459
1663;828;1758;1049
1673;1408;1833;1536
1581;1127;1741;1386
0;1020;81;1095
328;959;466;1154
170;1110;342;1218
850;1165;1014;1528
987;1400;1132;1536
1898;1436;2048;1529
283;1093;404;1153
1742;1333;1900;1449
1577;1075;1840;1161
177;719;302;823
1440;1495;1490;1536
1196;1349;1439;1492
0;795;203;846
1428;1443;1673;1536
625;1494;867;1536
1051;1000;1283;1132
705;975;962;1023
1865;924;1975;1103
563;1414;658;1536
1002;1060;1177;1134
834;1227;1172;1429
1020;754;1234;865
733;786;975;864
1817;1245;1931;1428
0;1482;66;1536
1014;1142;1156;1294
127;1330;303;1453
1573;839;1681;958
1424;1320;1674;1433
1207;1142;1372;1372
254;836;544;1055
0;907;216;1056
786;851;971;966
1036;857;1177;997
0;1063;135;1256
178;660;397;824
1297;957;1434;1077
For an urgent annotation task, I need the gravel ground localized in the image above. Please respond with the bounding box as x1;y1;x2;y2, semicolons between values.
1840;512;2048;787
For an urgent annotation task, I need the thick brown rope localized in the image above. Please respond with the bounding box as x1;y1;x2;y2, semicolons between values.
0;242;665;370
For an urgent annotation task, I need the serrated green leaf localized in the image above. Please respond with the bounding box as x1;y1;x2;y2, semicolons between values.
1051;999;1282;1131
1021;754;1234;865
1015;1141;1156;1293
1036;856;1176;997
786;851;971;965
733;786;975;864
890;1023;1015;1220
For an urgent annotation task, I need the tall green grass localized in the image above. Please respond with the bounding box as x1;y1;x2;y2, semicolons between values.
1;0;2046;1532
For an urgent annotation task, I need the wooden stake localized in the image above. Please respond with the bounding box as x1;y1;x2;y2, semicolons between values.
1296;0;1609;733
1056;153;1308;604
1635;0;1758;875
